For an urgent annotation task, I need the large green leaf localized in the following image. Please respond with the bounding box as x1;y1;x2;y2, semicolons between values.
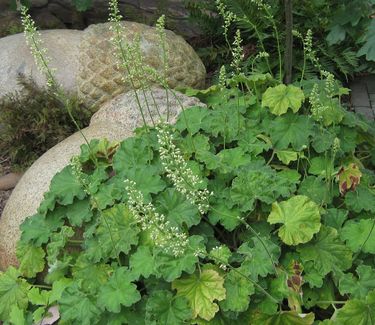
322;208;348;231
172;268;226;321
208;201;242;231
84;204;140;262
345;185;375;213
357;20;375;61
125;166;166;200
340;218;375;254
154;236;204;282
59;283;101;325
262;84;305;116
267;195;321;245
145;290;192;325
129;246;155;280
65;198;93;227
275;149;298;165
238;236;280;279
298;176;332;205
72;256;111;294
231;163;297;212
219;269;255;312
46;226;75;266
113;137;153;174
251;311;315;324
335;289;375;324
19;212;64;246
16;242;45;278
214;147;252;174
98;267;141;313
269;113;314;150
9;305;26;325
201;105;245;142
326;25;346;45
175;106;210;134
155;188;200;228
339;265;375;299
0;267;31;320
297;226;352;277
238;131;271;156
48;165;86;205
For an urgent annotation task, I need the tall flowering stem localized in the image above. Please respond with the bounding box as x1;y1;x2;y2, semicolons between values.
215;0;237;50
20;6;58;88
20;5;56;89
125;180;189;257
156;14;171;121
108;0;151;127
157;124;211;214
20;5;96;165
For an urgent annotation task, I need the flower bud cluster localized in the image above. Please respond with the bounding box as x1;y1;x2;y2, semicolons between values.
293;29;321;71
156;124;211;214
321;70;335;98
215;0;237;37
156;15;169;74
108;0;162;89
332;137;341;154
125;179;189;256
309;84;326;122
70;156;90;195
231;29;244;75
250;0;271;11
219;65;227;89
20;5;56;88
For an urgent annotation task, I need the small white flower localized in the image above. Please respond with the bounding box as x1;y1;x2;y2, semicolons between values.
157;124;211;214
125;179;189;256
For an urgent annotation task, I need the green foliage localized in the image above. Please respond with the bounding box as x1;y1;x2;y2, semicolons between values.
267;195;321;246
1;71;375;324
172;268;226;321
0;78;90;171
262;84;305;115
185;0;375;78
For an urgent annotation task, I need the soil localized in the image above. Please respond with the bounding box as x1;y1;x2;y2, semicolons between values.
0;155;13;217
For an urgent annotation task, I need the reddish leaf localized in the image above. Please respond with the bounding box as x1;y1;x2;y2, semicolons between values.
336;163;362;195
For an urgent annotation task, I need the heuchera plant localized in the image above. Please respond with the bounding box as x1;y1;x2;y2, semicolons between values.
2;1;375;324
1;72;375;324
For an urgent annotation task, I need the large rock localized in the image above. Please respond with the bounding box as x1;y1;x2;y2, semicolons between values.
90;86;204;128
0;29;82;98
0;21;205;108
77;21;206;109
0;88;204;270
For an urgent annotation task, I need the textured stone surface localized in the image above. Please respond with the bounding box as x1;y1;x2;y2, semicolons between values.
0;29;82;99
77;21;206;109
90;87;205;128
0;89;204;270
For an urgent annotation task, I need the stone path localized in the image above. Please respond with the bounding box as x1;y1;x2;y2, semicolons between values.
350;74;375;120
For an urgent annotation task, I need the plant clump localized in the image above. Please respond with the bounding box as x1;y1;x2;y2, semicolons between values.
1;1;375;324
1;70;375;323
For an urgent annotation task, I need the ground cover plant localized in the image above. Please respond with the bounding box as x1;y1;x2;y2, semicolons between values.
1;0;375;324
2;69;375;324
